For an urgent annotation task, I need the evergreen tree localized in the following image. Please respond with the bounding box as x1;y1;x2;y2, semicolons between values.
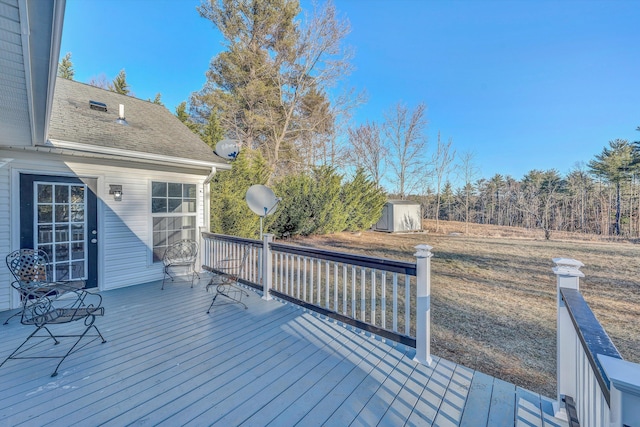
589;139;638;235
342;168;386;231
191;0;352;177
151;93;164;106
109;69;130;95
57;52;74;80
209;149;270;238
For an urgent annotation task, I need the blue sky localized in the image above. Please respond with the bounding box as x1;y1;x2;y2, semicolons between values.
60;0;639;182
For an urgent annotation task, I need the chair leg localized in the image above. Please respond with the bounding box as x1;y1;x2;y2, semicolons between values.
3;310;22;325
51;322;106;377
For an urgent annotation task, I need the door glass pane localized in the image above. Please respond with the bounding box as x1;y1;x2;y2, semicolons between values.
38;225;53;243
55;205;69;222
55;264;69;281
56;243;70;261
71;261;84;279
38;206;53;223
71;242;84;260
55;225;69;242
71;224;85;241
55;185;69;203
70;186;85;203
38;184;52;203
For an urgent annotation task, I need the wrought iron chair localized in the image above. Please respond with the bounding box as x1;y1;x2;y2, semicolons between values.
206;249;250;312
0;282;106;377
161;239;199;290
4;249;58;325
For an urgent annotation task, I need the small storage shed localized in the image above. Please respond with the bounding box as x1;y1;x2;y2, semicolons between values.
373;201;422;232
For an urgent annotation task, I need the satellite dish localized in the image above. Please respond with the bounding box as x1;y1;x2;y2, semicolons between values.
215;139;241;160
246;185;279;217
246;185;280;238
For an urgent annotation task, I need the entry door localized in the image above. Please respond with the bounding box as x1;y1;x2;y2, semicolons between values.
20;174;98;288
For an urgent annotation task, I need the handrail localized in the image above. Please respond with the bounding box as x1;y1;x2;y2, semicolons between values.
270;242;416;275
560;287;622;406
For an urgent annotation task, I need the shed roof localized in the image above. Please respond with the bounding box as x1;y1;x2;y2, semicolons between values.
47;78;228;168
386;200;421;206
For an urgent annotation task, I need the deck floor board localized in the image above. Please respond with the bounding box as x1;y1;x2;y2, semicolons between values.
0;279;567;426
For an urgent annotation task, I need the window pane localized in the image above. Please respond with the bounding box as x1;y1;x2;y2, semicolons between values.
152;182;167;197
168;199;182;213
37;184;52;203
168;230;182;245
71;224;85;241
186;200;196;213
55;205;69;222
56;244;70;261
168;183;182;197
152;198;167;213
71;204;85;222
71;242;84;260
153;247;165;263
55;185;69;203
183;216;195;227
153;217;167;231
38;205;53;223
55;263;69;281
184;184;196;198
70;186;85;203
71;261;84;279
153;231;167;247
38;225;53;243
55;225;69;242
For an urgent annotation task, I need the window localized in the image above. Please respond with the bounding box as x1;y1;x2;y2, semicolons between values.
151;182;197;262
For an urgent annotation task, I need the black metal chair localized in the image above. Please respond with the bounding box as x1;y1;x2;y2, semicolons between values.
0;282;106;377
4;249;58;325
161;239;199;290
206;249;250;313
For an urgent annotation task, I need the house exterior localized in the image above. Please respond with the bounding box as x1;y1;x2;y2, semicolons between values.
0;0;230;311
373;200;422;232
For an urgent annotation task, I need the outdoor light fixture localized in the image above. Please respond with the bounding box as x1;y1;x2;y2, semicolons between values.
115;104;128;125
109;184;123;201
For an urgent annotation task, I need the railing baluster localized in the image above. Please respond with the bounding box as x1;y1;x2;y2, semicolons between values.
333;262;338;311
404;274;410;336
317;259;321;305
325;261;330;309
393;273;398;332
381;272;386;329
360;267;366;322
342;264;347;315
351;265;356;318
371;269;376;326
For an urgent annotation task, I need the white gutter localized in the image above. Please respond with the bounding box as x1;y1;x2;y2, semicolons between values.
204;167;218;184
47;138;231;170
18;0;35;145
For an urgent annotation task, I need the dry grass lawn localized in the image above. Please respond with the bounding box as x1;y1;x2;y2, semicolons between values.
291;220;640;398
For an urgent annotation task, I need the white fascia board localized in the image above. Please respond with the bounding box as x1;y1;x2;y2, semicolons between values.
47;138;232;170
43;0;66;144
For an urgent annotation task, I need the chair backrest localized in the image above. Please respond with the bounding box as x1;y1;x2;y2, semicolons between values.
163;239;198;265
6;249;50;287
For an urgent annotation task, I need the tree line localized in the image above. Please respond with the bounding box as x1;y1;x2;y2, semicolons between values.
414;135;640;239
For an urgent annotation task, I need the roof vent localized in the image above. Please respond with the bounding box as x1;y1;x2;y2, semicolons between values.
89;100;107;112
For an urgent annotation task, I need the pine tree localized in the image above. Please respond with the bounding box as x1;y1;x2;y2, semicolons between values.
109;69;130;95
151;93;164;106
57;52;74;80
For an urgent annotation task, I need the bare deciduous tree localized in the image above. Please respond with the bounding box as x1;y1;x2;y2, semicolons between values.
456;150;479;234
431;131;456;232
383;102;428;199
346;121;385;187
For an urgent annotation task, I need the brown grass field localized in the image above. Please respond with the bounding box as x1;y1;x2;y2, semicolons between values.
292;219;640;398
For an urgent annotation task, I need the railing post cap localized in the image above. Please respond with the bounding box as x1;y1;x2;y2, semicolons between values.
552;257;585;277
414;244;433;258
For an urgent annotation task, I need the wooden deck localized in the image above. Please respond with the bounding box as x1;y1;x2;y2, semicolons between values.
0;278;567;426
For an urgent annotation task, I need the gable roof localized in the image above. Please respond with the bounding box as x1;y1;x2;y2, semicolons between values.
47;77;230;169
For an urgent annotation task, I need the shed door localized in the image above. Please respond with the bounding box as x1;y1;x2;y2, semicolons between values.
20;174;98;288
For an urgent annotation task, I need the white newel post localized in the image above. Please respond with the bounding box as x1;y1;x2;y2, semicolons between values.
413;244;433;366
553;257;584;419
262;234;274;301
598;354;640;427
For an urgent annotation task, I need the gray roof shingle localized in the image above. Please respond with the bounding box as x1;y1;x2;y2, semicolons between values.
47;77;228;166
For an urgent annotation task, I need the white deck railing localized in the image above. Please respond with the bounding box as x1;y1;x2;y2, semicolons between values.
553;258;640;427
201;232;433;366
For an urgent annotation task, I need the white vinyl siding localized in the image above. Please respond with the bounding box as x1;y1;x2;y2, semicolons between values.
0;151;209;306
